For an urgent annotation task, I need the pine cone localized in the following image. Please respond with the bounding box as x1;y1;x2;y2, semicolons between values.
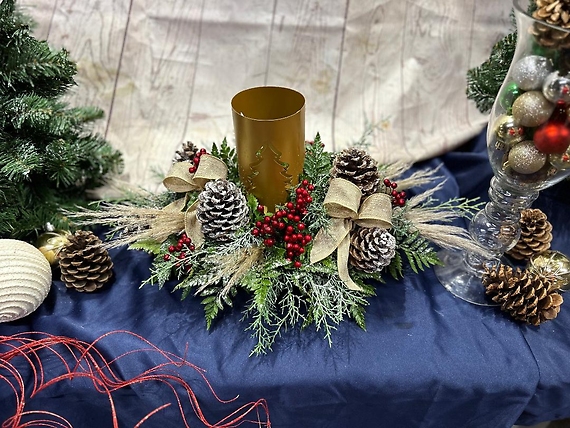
531;0;570;48
507;208;553;261
173;141;199;163
58;231;113;292
349;227;396;273
330;148;380;197
482;264;563;325
196;179;248;242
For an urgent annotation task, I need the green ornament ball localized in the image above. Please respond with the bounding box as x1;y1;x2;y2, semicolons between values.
499;82;522;111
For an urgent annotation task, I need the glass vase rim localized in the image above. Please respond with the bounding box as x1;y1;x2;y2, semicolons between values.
513;0;570;35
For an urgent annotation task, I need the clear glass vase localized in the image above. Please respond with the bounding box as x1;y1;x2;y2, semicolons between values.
435;0;570;305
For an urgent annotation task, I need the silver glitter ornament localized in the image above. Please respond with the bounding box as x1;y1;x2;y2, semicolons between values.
542;71;570;103
512;55;553;91
512;91;554;127
508;141;548;174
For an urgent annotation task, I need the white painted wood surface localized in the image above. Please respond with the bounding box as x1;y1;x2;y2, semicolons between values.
19;0;513;190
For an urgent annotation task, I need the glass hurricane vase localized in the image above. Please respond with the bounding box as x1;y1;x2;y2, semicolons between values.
435;0;570;305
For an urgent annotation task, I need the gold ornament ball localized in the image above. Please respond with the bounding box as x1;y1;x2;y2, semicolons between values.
493;114;525;146
36;230;71;265
528;250;570;291
508;141;547;174
512;91;554;127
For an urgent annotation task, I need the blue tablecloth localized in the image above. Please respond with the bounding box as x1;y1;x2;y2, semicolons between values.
2;131;570;428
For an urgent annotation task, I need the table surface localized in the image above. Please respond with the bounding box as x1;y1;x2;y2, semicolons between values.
2;131;570;428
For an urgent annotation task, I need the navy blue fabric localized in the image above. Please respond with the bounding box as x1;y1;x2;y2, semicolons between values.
1;130;569;427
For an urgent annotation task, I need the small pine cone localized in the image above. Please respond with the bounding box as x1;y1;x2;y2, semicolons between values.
196;179;248;242
330;148;380;197
349;227;396;273
173;141;199;163
531;0;570;48
58;230;113;293
507;208;553;261
482;264;563;325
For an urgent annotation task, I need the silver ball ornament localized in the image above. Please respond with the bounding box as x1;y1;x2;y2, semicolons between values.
542;71;570;103
508;141;548;174
512;91;554;127
512;55;553;91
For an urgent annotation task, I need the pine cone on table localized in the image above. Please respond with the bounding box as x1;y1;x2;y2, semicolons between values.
349;227;396;273
330;148;380;197
58;230;113;293
507;208;553;261
482;264;563;325
173;141;199;163
531;0;570;48
196;179;248;242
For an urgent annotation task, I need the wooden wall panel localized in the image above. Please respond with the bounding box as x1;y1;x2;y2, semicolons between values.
18;0;513;189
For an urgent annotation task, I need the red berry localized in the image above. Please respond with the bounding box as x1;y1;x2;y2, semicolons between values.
252;228;260;236
397;198;406;206
264;238;274;247
163;254;171;261
193;156;200;164
308;184;315;191
178;252;186;259
264;216;271;224
391;182;398;189
176;243;183;251
391;190;398;197
286;225;294;234
294;215;301;223
278;222;286;230
287;213;294;220
168;245;176;253
189;166;197;173
256;221;262;228
302;179;309;187
286;202;294;210
263;226;273;234
294;261;302;268
296;188;303;195
399;191;407;198
298;223;306;231
298;247;305;254
383;179;391;186
184;237;191;245
304;235;312;243
287;251;295;259
189;244;195;251
284;235;291;242
200;148;207;154
257;204;265;212
293;244;300;251
305;196;313;203
296;197;304;205
271;220;279;228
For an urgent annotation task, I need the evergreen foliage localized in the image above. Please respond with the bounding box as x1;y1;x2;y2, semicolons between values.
0;0;122;239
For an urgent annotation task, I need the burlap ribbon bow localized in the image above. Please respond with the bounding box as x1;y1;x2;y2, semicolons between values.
161;154;228;246
309;178;393;290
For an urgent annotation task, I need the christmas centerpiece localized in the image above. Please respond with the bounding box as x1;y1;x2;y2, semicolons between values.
67;87;486;354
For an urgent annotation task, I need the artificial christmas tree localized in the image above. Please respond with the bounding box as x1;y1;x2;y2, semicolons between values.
0;0;122;240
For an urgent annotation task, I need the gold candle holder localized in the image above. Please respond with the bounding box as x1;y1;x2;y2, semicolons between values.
231;86;305;211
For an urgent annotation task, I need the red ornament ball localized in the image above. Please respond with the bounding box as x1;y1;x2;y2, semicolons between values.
533;122;570;154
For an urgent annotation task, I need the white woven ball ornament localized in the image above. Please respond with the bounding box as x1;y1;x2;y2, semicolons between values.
0;239;52;322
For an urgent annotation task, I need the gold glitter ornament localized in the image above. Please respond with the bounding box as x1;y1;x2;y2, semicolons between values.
36;230;71;265
512;91;555;127
507;141;548;174
528;250;570;291
493;115;525;149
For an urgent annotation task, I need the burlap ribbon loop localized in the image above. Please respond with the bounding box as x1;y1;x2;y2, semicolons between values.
158;154;227;247
162;154;228;193
310;177;393;290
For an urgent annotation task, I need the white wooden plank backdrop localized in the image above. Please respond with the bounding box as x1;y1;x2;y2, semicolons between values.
18;0;512;190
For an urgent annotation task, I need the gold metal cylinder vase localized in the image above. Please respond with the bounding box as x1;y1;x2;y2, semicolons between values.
231;86;305;211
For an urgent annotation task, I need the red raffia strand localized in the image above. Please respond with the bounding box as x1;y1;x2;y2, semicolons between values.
0;330;270;428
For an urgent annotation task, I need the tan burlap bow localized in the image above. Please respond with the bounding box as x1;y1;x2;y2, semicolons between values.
161;154;228;246
309;178;393;290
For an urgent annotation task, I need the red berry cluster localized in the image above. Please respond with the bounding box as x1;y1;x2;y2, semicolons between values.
163;232;195;264
251;179;315;268
188;148;208;174
382;178;406;207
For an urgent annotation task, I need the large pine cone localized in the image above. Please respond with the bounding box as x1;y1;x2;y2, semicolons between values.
173;141;199;163
531;0;570;48
507;208;553;261
196;179;248;242
482;264;563;325
59;230;113;293
330;148;380;197
349;227;396;273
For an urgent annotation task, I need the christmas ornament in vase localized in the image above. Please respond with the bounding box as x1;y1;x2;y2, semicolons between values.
435;0;570;304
